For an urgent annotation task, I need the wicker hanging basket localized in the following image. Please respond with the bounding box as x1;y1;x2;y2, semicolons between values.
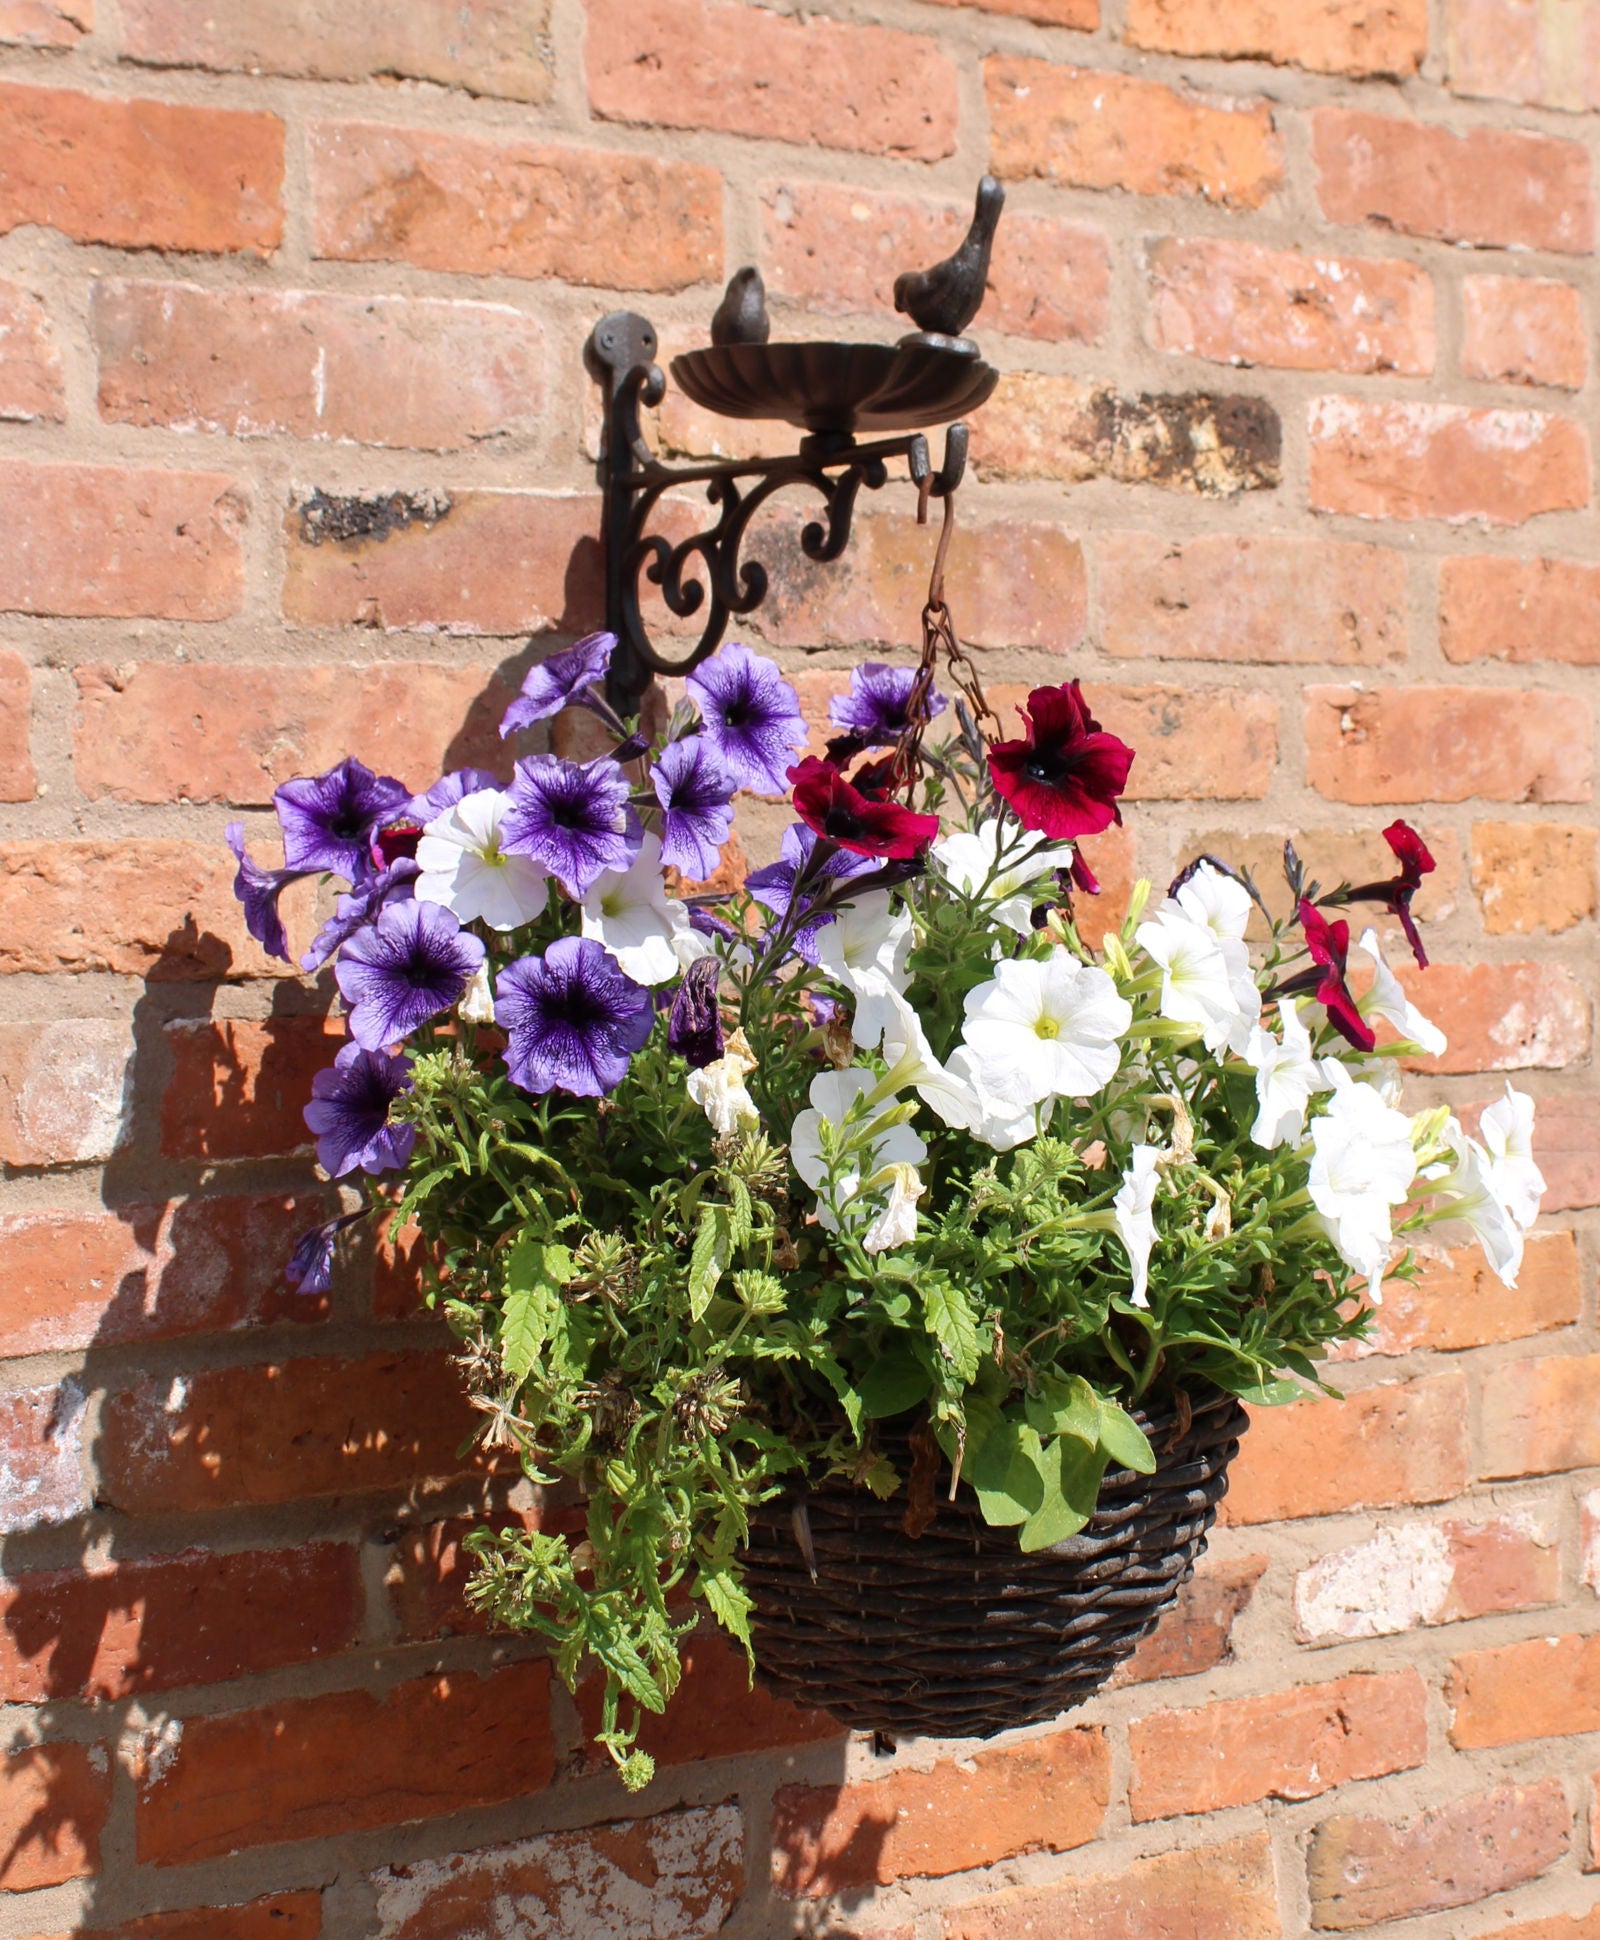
742;1386;1248;1738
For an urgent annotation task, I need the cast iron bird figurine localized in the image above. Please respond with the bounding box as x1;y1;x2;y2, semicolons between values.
893;176;1005;342
710;266;771;346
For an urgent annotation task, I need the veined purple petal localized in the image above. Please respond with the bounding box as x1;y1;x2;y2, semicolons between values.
303;1042;416;1177
745;822;876;963
225;821;305;964
285;1206;372;1295
274;757;411;879
829;662;946;749
407;768;502;824
300;858;420;974
499;632;616;736
496;935;654;1097
651;736;736;879
685;643;806;794
333;900;486;1051
501;753;641;897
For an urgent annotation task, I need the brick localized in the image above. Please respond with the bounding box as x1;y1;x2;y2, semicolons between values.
1295;1508;1559;1642
1128;1670;1427;1821
1363;1232;1582;1355
1111;1553;1268;1686
94;283;546;452
0;1544;359;1702
920;0;1093;23
1315;107;1593;252
988;59;1283;209
1447;0;1600;112
0;459;245;619
311;121;719;293
0;1741;111;1889
997;682;1278;802
0;1380;89;1532
976;374;1281;495
76;661;511;805
387;1509;557;1642
1147;238;1433;377
282;491;602;637
0;281;63;421
1392;960;1590;1074
757;512;1087;654
774;1729;1108;1896
1442;555;1600;666
1449;1631;1600;1747
121;0;551;100
1305;684;1592;805
1489;1909;1600;1940
1224;1374;1469;1523
0;1;90;45
1463;276;1587;390
1482;1354;1600;1479
367;1802;743;1940
137;1661;553;1864
98;1349;485;1515
1128;0;1426;73
1309;395;1589;525
0;1194;333;1357
162;1016;341;1163
0;81;281;254
587;0;955;161
1473;822;1596;934
78;1895;324;1940
0;651;32;803
1309;1778;1569;1927
0;841;293;980
1537;1095;1600;1211
943;1831;1279;1940
0;1019;131;1167
1099;532;1406;665
373;1216;433;1321
761;182;1109;345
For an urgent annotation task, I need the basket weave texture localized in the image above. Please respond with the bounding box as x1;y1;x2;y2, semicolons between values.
742;1387;1248;1737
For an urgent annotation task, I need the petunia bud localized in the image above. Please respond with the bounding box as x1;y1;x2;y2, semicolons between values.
667;955;724;1069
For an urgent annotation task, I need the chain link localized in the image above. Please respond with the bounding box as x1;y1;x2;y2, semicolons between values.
893;486;1002;801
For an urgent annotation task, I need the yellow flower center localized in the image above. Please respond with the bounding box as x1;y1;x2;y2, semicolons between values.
1035;1017;1060;1040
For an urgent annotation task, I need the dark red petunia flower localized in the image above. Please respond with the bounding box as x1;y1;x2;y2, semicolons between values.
986;682;1135;841
373;822;422;869
786;757;940;860
1298;899;1376;1053
1320;818;1436;969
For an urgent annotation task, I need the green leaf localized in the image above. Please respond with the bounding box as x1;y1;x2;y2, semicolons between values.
688;1206;731;1321
969;1422;1046;1527
1024;1373;1101;1447
697;1564;754;1656
1229;1375;1307;1408
1096;1400;1157;1475
1019;1486;1091;1552
500;1238;574;1381
858;1348;928;1422
1055;1432;1110;1515
921;1277;980;1382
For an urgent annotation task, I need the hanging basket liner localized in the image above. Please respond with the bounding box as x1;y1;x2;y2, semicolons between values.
743;1386;1248;1739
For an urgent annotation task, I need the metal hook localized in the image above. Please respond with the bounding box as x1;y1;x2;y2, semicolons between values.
908;422;969;514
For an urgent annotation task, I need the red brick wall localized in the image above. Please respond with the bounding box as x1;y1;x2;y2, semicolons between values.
0;1;1596;1935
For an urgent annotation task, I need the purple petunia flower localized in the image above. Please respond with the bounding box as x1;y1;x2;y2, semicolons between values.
500;754;641;897
651;736;736;879
408;767;502;824
225;821;306;963
334;899;486;1051
275;758;412;880
499;631;616;737
667;954;724;1069
496;935;655;1097
745;822;878;964
829;662;946;749
304;1043;417;1175
285;1205;372;1295
300;858;420;974
685;643;807;794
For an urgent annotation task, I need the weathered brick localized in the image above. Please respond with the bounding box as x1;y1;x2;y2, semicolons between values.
77;1895;324;1940
1309;395;1589;524
1295;1508;1560;1642
0;650;33;803
1473;822;1596;934
1536;1095;1600;1211
282;491;601;636
995;682;1278;802
1147;237;1433;377
921;0;1093;23
1488;1908;1600;1940
1442;555;1600;666
1363;1232;1581;1355
1463;276;1587;390
761;181;1109;344
1315;107;1593;251
1098;532;1406;665
1449;1631;1600;1747
1391;960;1590;1074
98;1350;485;1515
987;59;1283;209
588;0;955;159
367;1802;743;1940
1110;1553;1268;1686
0;1380;89;1532
76;661;510;804
1127;0;1426;74
161;1016;340;1163
0;1194;332;1357
943;1832;1279;1940
0;460;245;619
1309;1778;1569;1927
0;81;281;254
1446;0;1600;111
137;1662;553;1864
311;121;720;293
93;283;546;452
1304;685;1592;805
0;0;90;45
120;0;552;100
0;1740;111;1889
1224;1374;1469;1523
372;1216;434;1322
1129;1671;1426;1821
0;1018;131;1166
774;1729;1108;1896
0;841;292;980
1482;1353;1600;1479
0;281;62;422
0;1544;359;1702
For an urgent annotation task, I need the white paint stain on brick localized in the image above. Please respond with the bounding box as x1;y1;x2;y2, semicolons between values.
1580;1487;1600;1591
1;1019;133;1165
1295;1523;1454;1642
0;1376;89;1533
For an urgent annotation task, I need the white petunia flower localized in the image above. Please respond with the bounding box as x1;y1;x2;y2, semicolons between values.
942;1045;1048;1151
417;788;550;932
1356;927;1446;1057
862;1162;925;1255
1423;1121;1524;1287
813;890;912;1051
687;1028;760;1138
933;819;1069;934
581;833;692;986
1244;999;1325;1149
1169;862;1254;950
1136;907;1259;1056
789;1068;926;1233
1307;1074;1418;1295
1113;1144;1162;1309
1479;1084;1545;1232
458;960;497;1024
961;950;1131;1109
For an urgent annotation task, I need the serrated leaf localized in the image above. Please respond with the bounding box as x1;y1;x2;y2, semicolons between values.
697;1563;754;1656
500;1238;574;1381
688;1206;731;1321
921;1277;980;1382
1024;1373;1101;1447
1096;1400;1157;1475
969;1422;1046;1527
728;1176;754;1251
